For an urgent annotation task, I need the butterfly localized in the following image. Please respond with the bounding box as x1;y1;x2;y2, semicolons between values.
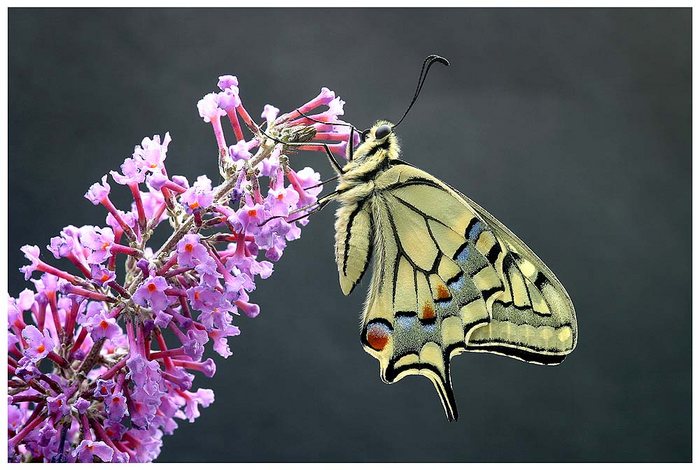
278;55;577;421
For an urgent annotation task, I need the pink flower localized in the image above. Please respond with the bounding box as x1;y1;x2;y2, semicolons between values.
133;276;171;312
19;245;41;280
176;234;209;268
134;133;171;172
79;225;115;264
21;325;54;361
261;104;280;125
197;93;226;123
85;311;121;341
8;70;348;462
217;75;238;90
182;388;215;422
84;175;111;205
73;439;114;463
180;175;214;214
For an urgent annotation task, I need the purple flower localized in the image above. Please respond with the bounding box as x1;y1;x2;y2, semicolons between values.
194;257;222;286
217;87;241;112
266;186;300;217
176;234;209;268
217;75;238;90
233;203;266;233
110;156;145;185
94;379;116;398
75;397;91;414
79;226;115;264
8;404;24;432
209;324;241;358
86;311;121;341
261;104;280;125
182;388;215;422
47;393;71;418
134;133;171;172
8;70;345;462
180;175;214;214
229;139;253;161
106;392;128;422
15;357;41;381
21;325;54;361
296;86;336;115
183;328;208;361
19;244;41;280
197;93;226;123
48;231;76;259
133;276;171;312
85;175;111;205
73;439;114;463
90;264;116;286
126;355;167;428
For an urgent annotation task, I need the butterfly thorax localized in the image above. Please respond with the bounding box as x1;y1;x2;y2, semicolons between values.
335;120;400;205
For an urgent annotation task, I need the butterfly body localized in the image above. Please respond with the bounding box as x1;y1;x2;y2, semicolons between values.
332;121;577;421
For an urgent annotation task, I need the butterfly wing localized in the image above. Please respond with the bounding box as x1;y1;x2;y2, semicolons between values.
338;162;576;420
452;189;578;363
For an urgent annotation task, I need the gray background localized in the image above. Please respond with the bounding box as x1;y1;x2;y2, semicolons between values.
9;8;691;462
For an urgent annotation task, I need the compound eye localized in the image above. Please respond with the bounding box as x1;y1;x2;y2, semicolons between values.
374;125;391;140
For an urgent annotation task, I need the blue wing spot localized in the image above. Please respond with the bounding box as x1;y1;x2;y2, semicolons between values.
449;275;466;292
468;221;483;241
396;315;416;330
456;245;470;265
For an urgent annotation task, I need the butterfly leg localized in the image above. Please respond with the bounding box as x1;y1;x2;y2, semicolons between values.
345;126;356;161
290;141;345;176
284;197;334;224
258;191;338;227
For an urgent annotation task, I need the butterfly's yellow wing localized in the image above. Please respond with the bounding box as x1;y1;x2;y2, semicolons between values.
335;162;577;420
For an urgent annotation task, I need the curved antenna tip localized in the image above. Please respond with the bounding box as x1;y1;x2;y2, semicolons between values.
427;54;450;67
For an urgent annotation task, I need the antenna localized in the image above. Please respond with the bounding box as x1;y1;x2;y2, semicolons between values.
392;54;450;129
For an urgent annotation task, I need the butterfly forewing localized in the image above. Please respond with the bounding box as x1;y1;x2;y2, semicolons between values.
335;163;577;420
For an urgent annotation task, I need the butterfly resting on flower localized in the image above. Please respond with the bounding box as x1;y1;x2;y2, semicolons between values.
269;55;577;421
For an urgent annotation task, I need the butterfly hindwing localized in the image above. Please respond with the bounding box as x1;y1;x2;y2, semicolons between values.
335;199;373;295
453;190;578;363
343;163;576;420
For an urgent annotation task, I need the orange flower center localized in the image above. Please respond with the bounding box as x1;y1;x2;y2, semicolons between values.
99;320;109;329
147;283;157;292
247;209;257;217
185;243;193;253
37;344;46;353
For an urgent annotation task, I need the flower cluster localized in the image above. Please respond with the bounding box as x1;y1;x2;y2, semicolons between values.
8;76;354;462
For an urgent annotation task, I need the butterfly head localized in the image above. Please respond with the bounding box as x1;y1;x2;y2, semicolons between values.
351;120;400;163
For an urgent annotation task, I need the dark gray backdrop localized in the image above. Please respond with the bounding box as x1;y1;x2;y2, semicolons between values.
9;8;691;462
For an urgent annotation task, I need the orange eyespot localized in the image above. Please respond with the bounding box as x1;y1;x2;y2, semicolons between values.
184;243;194;253
37;344;46;354
436;284;451;301
421;304;436;321
147;283;157;292
99;320;109;329
189;202;200;209
247;209;258;217
276;194;284;200
365;322;392;351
